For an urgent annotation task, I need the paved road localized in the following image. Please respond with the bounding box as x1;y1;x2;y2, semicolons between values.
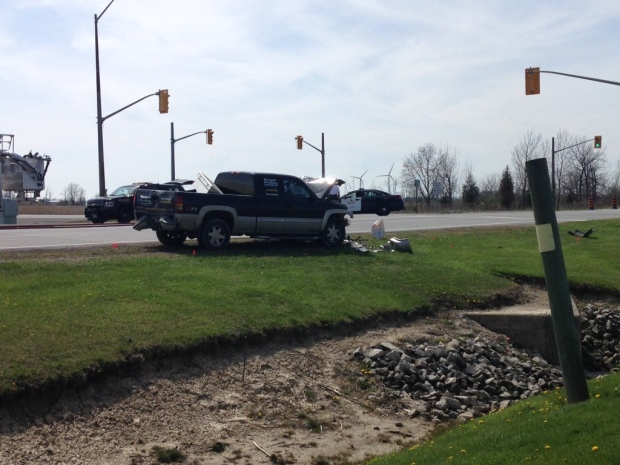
0;210;617;251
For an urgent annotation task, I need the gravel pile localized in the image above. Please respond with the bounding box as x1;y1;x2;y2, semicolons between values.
353;302;620;423
353;336;564;423
581;303;620;372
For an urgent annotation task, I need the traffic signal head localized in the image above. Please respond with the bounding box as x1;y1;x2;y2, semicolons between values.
207;129;213;145
296;135;303;150
525;67;540;95
594;135;602;148
158;89;169;113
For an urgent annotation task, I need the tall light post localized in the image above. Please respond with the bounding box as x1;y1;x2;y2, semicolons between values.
95;0;116;197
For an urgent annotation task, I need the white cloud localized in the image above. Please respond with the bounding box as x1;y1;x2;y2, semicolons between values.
2;0;620;198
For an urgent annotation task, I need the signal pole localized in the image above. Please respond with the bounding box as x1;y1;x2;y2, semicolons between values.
296;132;326;177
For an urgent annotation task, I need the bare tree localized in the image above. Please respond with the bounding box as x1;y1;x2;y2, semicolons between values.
552;129;575;209
610;160;620;199
481;172;500;209
511;130;544;209
437;145;460;207
62;182;85;205
401;143;439;206
481;173;500;193
42;188;54;204
565;140;607;204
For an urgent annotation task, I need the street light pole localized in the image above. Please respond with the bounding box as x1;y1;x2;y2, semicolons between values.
171;122;176;181
95;0;117;197
551;136;555;204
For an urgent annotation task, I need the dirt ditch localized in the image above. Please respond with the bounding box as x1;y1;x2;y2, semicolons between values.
0;301;542;465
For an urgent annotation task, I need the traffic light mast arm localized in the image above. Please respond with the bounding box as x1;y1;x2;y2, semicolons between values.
101;91;162;123
174;130;207;144
302;139;322;153
553;138;595;155
527;69;620;88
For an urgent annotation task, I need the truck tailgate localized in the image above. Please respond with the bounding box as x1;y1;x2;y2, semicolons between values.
134;189;177;217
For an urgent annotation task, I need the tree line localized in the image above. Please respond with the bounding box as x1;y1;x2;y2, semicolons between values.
398;129;619;211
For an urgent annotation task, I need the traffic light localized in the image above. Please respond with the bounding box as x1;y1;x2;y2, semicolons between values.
594;135;602;148
158;89;169;113
525;67;540;95
296;135;303;150
207;129;213;145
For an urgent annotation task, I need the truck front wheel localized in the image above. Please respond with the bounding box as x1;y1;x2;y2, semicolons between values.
156;230;187;247
199;218;231;250
322;218;345;247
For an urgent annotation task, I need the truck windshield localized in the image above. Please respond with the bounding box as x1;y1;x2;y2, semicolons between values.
110;185;137;196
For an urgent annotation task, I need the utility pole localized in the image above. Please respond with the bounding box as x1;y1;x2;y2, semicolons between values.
95;0;116;197
526;158;589;404
95;0;168;196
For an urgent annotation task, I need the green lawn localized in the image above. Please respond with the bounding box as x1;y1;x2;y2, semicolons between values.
0;219;618;398
369;371;620;465
0;221;620;393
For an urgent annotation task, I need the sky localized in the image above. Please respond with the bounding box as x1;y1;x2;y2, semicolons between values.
2;0;620;198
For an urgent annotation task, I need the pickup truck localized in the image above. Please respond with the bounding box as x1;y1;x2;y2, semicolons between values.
84;181;190;224
133;171;352;250
84;184;141;223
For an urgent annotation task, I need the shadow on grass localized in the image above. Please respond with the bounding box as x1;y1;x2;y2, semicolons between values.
144;236;376;259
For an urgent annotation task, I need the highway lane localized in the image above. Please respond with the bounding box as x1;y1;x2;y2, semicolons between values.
0;223;159;250
0;210;618;250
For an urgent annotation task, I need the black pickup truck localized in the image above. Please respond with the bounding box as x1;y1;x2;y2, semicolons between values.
84;184;140;223
84;181;191;224
133;171;351;250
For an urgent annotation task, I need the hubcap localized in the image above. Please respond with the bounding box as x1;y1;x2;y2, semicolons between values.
209;226;225;246
326;225;340;243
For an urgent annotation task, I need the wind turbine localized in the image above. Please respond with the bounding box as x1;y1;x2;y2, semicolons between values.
377;163;396;193
351;170;367;189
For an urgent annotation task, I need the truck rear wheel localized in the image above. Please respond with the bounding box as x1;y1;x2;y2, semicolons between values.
321;218;345;247
156;230;187;247
199;218;231;250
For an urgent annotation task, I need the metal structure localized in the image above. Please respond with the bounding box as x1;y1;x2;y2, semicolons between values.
1;134;51;223
0;134;52;199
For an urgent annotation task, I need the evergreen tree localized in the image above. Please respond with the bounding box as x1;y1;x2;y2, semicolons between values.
461;173;480;208
499;166;515;209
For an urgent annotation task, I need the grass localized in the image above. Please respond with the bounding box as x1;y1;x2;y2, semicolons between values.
0;219;618;396
368;372;620;465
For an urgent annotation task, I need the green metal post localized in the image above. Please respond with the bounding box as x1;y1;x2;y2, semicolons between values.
526;158;589;403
